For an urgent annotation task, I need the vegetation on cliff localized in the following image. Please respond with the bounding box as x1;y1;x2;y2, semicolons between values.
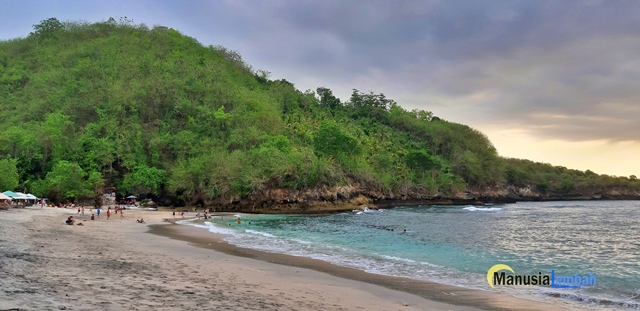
1;18;638;206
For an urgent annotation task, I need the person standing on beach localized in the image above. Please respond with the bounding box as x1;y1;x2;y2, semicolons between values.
173;211;176;218
97;207;101;218
106;209;111;220
77;206;81;214
81;206;85;216
181;211;185;218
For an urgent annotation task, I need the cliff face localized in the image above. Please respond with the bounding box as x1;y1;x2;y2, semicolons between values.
197;183;640;213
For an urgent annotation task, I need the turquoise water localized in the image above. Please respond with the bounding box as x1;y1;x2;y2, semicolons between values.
179;201;640;310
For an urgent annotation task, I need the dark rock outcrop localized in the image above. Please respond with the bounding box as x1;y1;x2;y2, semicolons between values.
202;183;640;213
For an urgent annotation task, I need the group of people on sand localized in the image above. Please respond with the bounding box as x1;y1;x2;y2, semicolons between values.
195;212;216;220
76;205;86;215
105;206;125;220
175;210;220;221
173;209;243;225
67;214;145;224
172;210;188;218
65;205;146;225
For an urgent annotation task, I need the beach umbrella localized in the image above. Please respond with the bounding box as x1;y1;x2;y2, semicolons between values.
2;191;19;198
126;195;138;199
25;194;37;200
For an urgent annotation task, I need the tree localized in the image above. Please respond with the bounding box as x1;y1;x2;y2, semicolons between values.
86;171;106;206
262;135;292;153
214;106;232;132
313;122;359;158
348;90;394;121
405;150;438;172
557;179;575;194
122;165;167;195
536;180;550;194
349;90;392;111
39;112;73;167
255;69;271;84
411;109;433;122
0;158;19;191
42;161;90;202
316;87;341;110
31;18;64;38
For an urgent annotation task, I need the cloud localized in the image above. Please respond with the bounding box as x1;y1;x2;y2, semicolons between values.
428;33;640;142
217;0;640;143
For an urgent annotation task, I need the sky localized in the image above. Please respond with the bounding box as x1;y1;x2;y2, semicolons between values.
1;0;638;177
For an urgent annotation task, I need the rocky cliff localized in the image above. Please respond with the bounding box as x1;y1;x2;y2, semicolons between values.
188;184;640;213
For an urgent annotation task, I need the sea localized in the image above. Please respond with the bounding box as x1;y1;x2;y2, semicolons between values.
177;200;640;310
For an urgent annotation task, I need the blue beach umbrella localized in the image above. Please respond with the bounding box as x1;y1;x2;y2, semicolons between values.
2;191;19;198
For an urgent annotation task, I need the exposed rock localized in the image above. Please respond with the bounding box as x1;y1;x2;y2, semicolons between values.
198;182;640;213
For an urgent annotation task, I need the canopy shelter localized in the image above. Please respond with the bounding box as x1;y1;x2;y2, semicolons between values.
0;193;11;200
14;192;28;200
2;191;19;198
126;195;138;199
25;194;37;200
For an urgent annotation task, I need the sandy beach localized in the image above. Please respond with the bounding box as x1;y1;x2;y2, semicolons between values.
0;207;566;310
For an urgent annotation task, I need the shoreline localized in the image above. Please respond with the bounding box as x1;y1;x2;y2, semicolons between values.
151;220;567;311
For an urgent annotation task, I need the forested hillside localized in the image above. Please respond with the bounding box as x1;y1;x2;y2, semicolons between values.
1;18;638;208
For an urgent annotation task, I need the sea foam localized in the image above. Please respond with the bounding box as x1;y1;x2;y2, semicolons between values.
245;229;276;238
462;206;503;212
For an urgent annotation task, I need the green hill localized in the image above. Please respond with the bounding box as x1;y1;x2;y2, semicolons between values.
1;18;638;209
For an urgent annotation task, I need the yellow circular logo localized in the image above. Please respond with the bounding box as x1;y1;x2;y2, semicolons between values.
487;264;514;288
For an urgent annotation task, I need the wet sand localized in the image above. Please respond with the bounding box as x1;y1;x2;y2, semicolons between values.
0;207;566;310
153;220;568;311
